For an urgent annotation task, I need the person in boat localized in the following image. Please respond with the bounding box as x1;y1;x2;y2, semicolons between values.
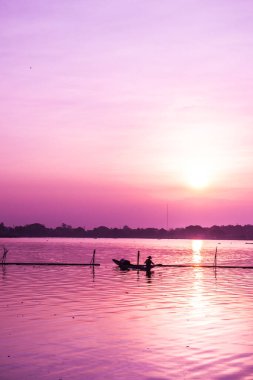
145;256;154;271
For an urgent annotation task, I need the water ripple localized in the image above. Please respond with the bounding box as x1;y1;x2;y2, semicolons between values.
1;238;253;379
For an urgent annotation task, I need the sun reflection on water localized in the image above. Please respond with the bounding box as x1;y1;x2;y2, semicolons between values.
192;240;203;264
190;268;205;315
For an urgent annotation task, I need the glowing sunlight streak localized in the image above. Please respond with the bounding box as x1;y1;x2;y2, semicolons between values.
190;268;206;317
192;240;203;264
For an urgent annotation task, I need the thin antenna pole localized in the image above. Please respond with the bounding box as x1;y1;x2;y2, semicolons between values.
166;203;168;230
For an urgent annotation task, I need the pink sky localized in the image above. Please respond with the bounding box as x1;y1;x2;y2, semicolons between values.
1;0;253;228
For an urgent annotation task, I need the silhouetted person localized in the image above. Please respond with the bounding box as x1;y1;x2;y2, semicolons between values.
2;247;8;265
145;256;154;271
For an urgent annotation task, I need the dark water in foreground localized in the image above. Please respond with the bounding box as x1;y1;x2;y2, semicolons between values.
0;238;253;380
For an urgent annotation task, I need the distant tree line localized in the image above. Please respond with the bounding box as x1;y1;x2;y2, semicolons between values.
1;222;253;240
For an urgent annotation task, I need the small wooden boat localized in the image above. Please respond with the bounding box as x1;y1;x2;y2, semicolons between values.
112;259;154;271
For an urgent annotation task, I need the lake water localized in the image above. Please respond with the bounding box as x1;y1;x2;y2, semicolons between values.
1;238;253;380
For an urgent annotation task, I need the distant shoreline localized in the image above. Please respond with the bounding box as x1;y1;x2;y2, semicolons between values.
1;222;253;240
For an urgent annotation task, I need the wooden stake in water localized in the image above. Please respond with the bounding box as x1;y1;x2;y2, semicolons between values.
90;249;96;266
137;250;140;266
214;246;218;267
1;246;8;265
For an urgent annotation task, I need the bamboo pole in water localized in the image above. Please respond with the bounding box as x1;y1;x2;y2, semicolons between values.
1;246;8;265
2;263;100;266
4;263;253;269
90;249;96;266
137;250;140;265
2;250;100;266
214;246;218;267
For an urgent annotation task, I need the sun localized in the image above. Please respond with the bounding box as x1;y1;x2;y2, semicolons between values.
187;169;209;189
177;151;220;191
185;165;212;190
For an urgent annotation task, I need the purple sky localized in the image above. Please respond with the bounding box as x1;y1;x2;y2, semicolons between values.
1;0;253;228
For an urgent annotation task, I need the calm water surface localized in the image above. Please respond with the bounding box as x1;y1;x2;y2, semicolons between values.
0;238;253;380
